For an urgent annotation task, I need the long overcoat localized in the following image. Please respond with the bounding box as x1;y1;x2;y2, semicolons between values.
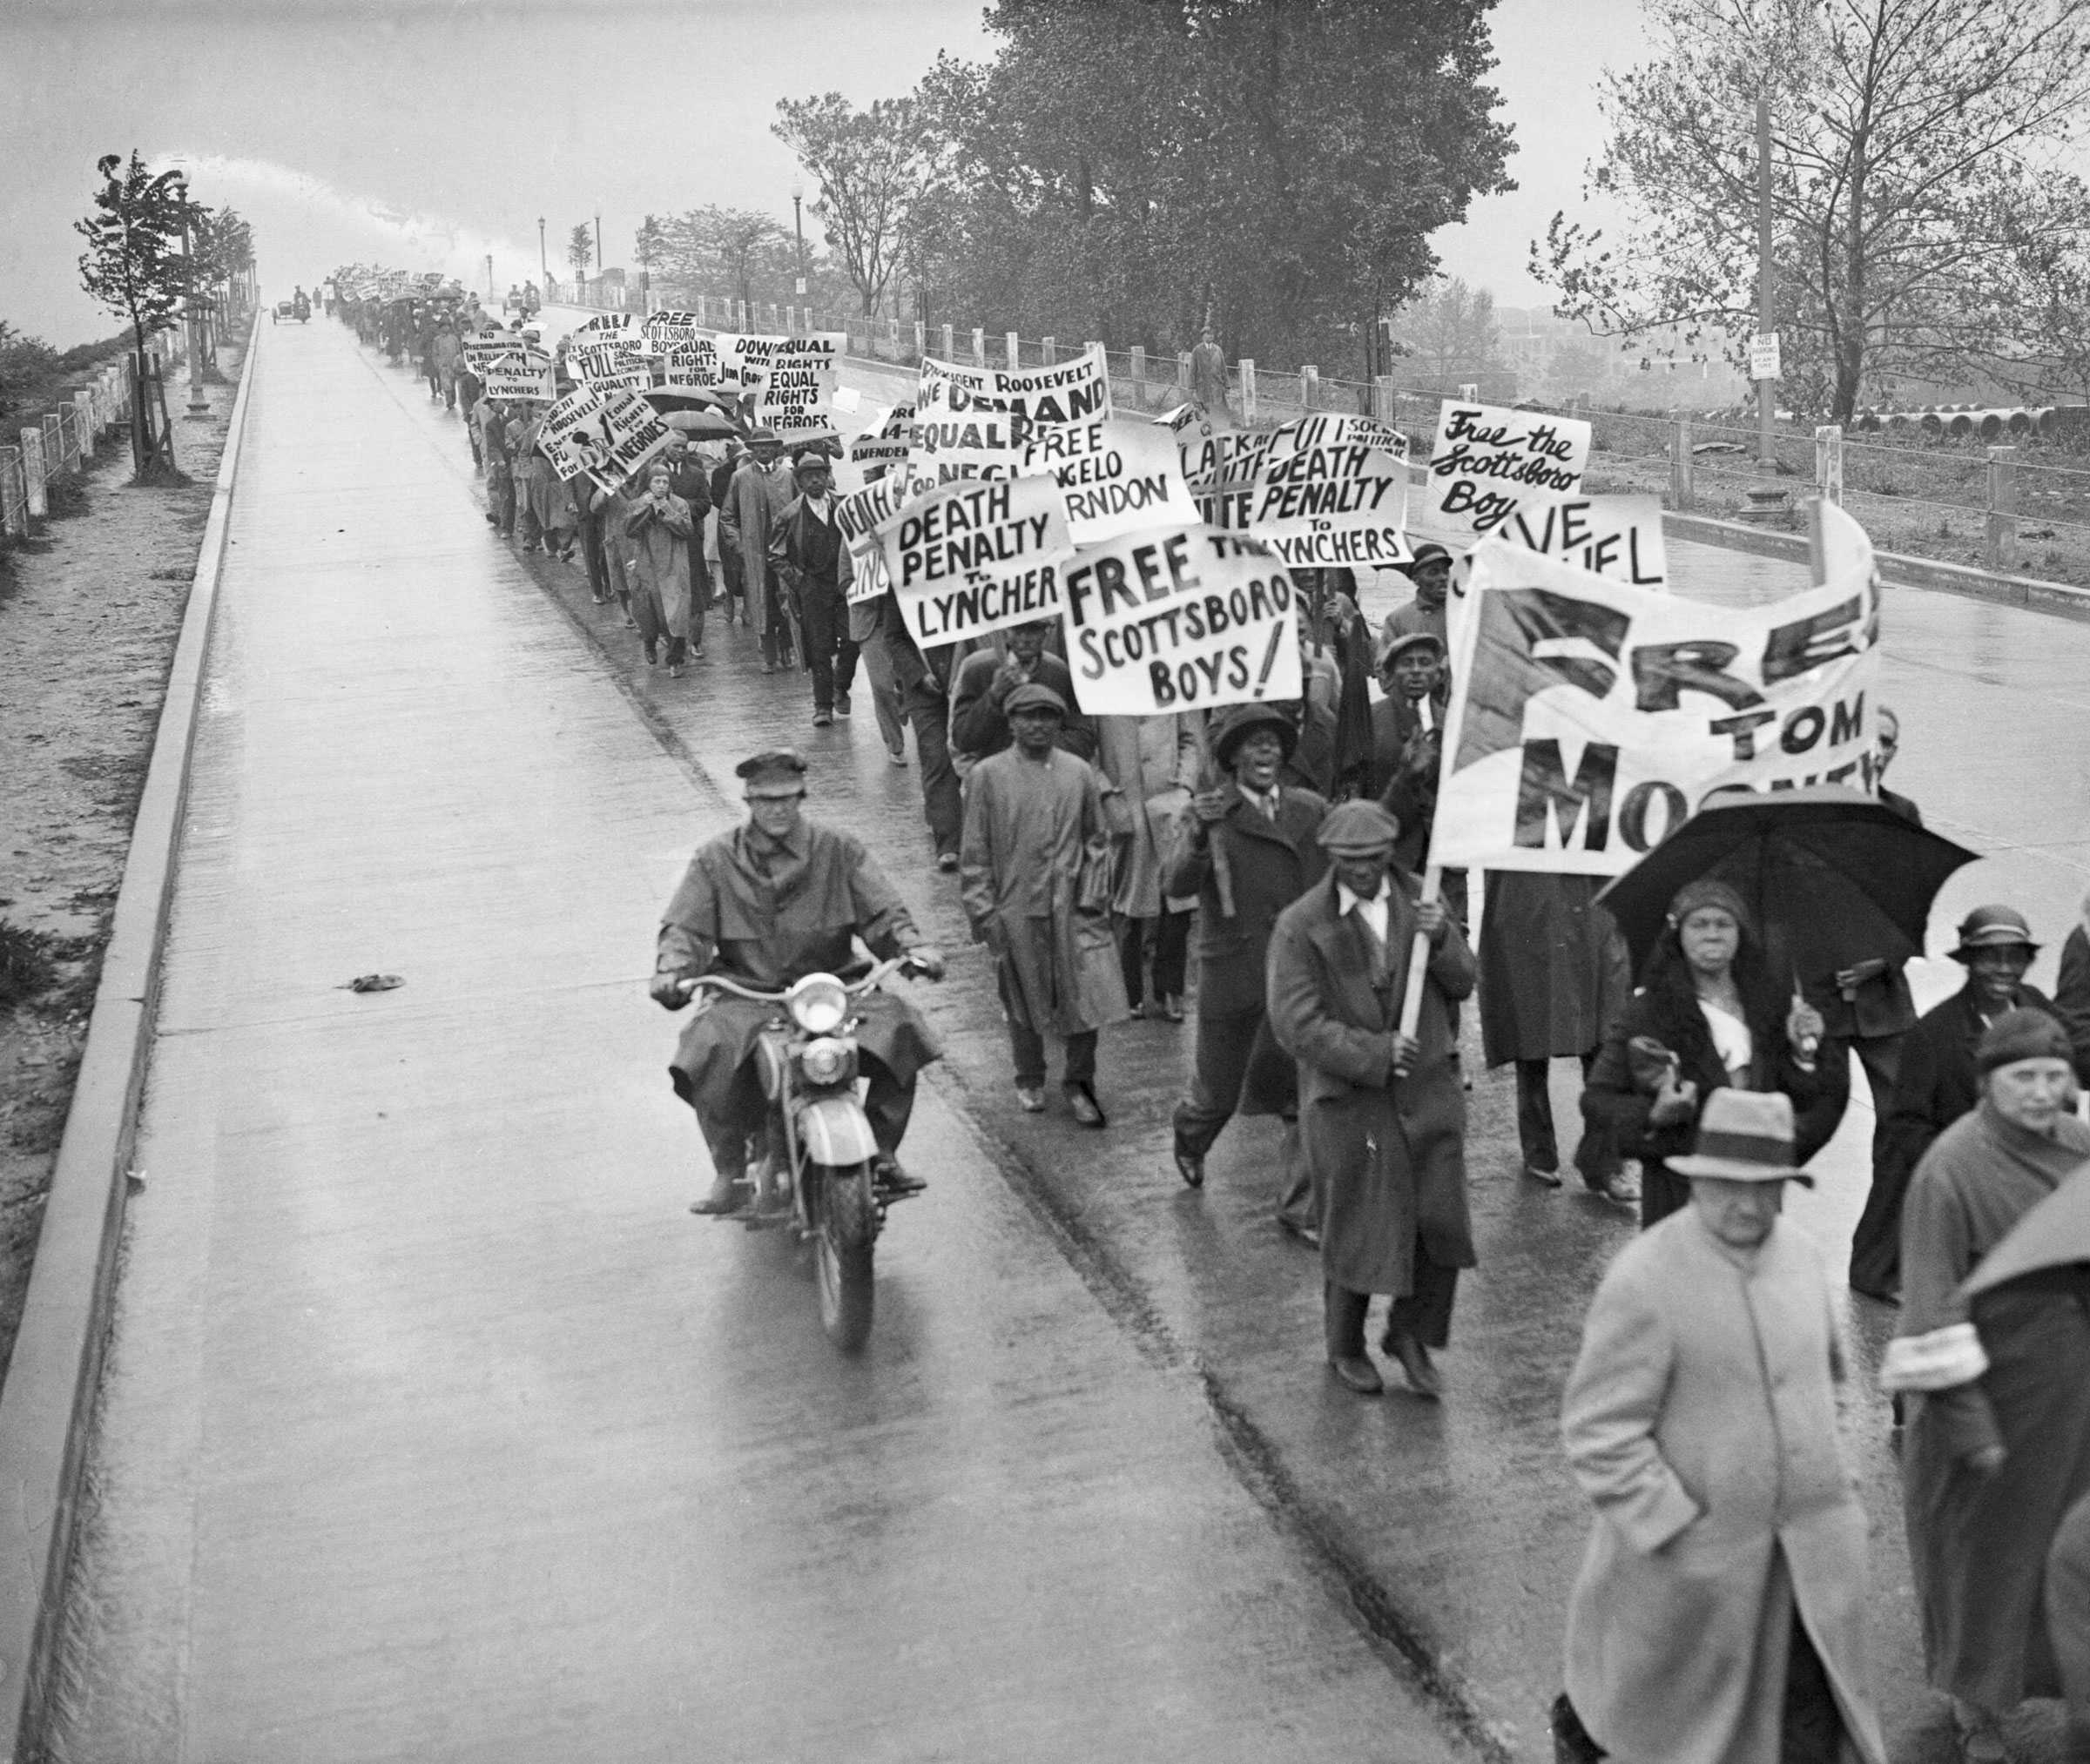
1265;871;1476;1296
718;455;794;635
1478;872;1632;1067
624;493;694;642
1093;715;1199;919
1163;784;1328;1019
959;747;1129;1038
1562;1212;1887;1764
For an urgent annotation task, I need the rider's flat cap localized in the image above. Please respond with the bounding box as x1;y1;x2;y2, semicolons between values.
1003;682;1068;717
735;748;807;786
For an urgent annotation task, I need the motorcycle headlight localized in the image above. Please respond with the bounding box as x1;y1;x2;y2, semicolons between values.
799;1037;853;1086
786;974;849;1035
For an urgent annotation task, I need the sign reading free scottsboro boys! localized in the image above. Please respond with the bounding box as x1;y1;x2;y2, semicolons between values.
1059;522;1302;717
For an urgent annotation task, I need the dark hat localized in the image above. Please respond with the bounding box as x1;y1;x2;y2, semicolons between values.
745;426;780;446
1004;682;1068;718
1669;1089;1813;1185
1316;799;1403;854
1669;878;1752;936
792;451;833;477
1951;904;2039;960
1378;629;1446;671
1395;542;1453;577
735;749;807;790
1210;703;1298;768
1975;1007;2073;1075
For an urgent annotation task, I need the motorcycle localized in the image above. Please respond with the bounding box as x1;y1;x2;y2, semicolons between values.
292;293;310;323
680;955;934;1351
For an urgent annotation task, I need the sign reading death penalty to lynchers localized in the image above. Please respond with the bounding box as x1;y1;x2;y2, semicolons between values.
1059;524;1301;716
876;474;1074;646
480;351;556;403
540;385;673;492
837;473;913;605
1247;418;1411;569
1431;508;1882;876
1020;416;1201;544
906;346;1111;494
1422;400;1593;545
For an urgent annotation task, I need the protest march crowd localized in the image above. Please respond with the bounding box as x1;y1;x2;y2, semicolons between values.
325;265;2090;1764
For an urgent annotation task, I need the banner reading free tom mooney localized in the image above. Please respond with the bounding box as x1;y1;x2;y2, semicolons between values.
1059;522;1302;717
1432;512;1882;876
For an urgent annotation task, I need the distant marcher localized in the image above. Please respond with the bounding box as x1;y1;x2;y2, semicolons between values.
516;418;575;560
959;683;1127;1124
709;442;744;623
1189;326;1231;416
1884;1009;2090;1764
718;430;796;672
657;435;713;651
1581;879;1844;1229
1479;872;1635;1200
1266;799;1476;1397
455;362;484;461
623;464;695;676
1561;1088;1889;1764
1855;905;2061;1303
861;589;963;870
1093;712;1199;1022
432;321;463;409
1166;704;1328;1216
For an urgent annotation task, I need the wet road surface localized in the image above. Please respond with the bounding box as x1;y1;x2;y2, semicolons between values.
45;320;1476;1763
49;311;2090;1763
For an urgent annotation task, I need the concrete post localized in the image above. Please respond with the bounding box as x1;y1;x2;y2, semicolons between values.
1130;347;1146;407
1005;330;1021;370
42;415;63;480
1176;352;1192;401
696;295;707;327
21;428;47;518
1672;411;1695;510
73;394;95;461
1986;445;2019;570
1239;358;1257;423
1301;365;1319;412
971;327;986;367
766;302;779;332
940;322;954;361
1042;336;1056;366
1814;423;1844;507
1372;376;1395;424
0;447;22;538
913;320;926;360
737;299;749;332
887;318;900;353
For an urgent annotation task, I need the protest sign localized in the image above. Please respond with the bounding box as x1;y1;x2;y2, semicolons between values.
1019;415;1202;545
571;311;637;339
654;338;725;394
1482;489;1668;586
1430;508;1881;875
876;474;1074;647
754;333;845;441
480;352;557;403
1059;523;1301;717
906;346;1111;494
540;385;673;492
642;310;705;348
849;407;914;478
1420;400;1593;546
464;334;538;374
837;473;914;605
1246;417;1411;569
569;339;649;390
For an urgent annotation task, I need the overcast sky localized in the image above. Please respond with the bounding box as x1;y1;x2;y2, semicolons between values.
1;0;1647;348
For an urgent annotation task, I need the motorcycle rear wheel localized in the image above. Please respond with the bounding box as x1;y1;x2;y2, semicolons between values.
813;1162;877;1352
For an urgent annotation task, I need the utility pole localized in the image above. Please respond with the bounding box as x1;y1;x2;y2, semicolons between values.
791;181;807;298
1756;91;1775;463
537;216;547;293
485;253;494;300
594;212;602;274
177;178;208;414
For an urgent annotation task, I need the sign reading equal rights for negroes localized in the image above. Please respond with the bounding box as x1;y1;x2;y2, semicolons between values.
875;474;1075;646
1058;522;1302;717
905;346;1111;495
1419;400;1594;546
539;384;673;492
1432;503;1881;875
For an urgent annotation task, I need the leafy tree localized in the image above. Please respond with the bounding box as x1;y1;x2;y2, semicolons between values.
1534;0;2090;421
907;0;1514;367
0;322;62;423
75;150;187;476
658;206;794;315
772;93;927;316
566;222;595;280
634;213;670;307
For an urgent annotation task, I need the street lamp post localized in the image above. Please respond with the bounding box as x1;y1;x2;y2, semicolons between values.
537;216;547;296
791;181;807;300
176;177;208;414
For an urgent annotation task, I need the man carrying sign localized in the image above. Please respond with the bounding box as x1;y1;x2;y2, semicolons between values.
769;452;859;727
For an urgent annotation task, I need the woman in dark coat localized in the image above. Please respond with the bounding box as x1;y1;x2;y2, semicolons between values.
1581;879;1844;1229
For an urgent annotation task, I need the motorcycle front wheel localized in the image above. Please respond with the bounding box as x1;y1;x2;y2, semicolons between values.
812;1161;877;1352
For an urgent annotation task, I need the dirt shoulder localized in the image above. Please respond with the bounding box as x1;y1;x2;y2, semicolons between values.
0;326;249;1383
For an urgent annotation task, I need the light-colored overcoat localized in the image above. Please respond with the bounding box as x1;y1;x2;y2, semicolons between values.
624;492;693;642
1562;1211;1887;1764
1093;714;1198;919
718;455;795;636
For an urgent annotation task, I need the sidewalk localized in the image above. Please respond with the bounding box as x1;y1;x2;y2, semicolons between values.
43;316;1476;1763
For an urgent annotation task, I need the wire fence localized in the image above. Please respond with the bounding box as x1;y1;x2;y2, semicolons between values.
563;282;2090;589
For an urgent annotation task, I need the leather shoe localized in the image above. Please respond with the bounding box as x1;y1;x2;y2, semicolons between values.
1066;1084;1106;1128
1015;1085;1048;1113
1174;1148;1204;1188
1524;1162;1565;1188
689;1172;749;1216
936;852;960;873
1327;1356;1384;1396
1380;1330;1443;1400
873;1155;926;1197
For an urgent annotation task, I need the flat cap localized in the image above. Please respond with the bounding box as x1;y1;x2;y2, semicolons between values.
1952;904;2039;959
1378;629;1446;670
735;748;807;787
1316;799;1403;853
1395;542;1453;577
1004;682;1068;717
1975;1007;2073;1075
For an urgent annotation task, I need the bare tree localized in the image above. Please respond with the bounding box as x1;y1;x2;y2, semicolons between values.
1534;0;2090;420
773;93;925;316
1388;278;1509;395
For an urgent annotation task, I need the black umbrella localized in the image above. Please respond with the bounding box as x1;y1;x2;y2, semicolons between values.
644;387;738;417
1594;784;1981;981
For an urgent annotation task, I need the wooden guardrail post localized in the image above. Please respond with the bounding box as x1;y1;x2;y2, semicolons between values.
940;322;954;360
1239;358;1257;422
1815;423;1844;506
1671;411;1694;510
21;427;47;518
1986;445;2019;570
1130;347;1146;407
1005;330;1020;370
1042;336;1056;366
1300;364;1319;411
